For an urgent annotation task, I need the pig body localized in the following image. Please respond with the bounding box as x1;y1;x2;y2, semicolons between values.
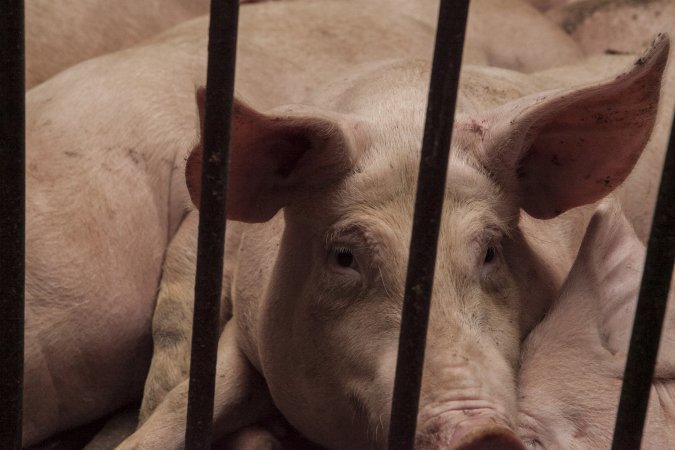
25;0;581;91
547;0;675;56
517;201;675;449
351;0;583;72
25;0;212;88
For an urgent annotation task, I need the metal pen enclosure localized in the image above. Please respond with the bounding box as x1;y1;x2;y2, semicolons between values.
1;0;673;449
0;0;25;449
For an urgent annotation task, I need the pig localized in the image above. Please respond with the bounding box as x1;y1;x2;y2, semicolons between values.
25;0;211;88
517;200;675;449
119;28;671;450
25;0;581;91
348;0;583;72
546;0;675;56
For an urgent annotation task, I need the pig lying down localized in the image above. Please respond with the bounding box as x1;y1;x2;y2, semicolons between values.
518;201;675;449
21;0;592;445
119;35;671;449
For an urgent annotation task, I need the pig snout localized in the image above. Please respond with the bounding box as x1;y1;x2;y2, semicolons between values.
415;409;525;450
448;422;525;450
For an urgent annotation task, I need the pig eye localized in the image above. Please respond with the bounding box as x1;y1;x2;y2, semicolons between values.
484;246;496;264
330;246;359;273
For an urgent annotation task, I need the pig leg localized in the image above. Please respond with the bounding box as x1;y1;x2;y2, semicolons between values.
138;210;240;423
117;321;275;450
137;211;199;424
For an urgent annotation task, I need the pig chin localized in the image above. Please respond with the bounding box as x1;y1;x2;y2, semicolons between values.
414;408;526;450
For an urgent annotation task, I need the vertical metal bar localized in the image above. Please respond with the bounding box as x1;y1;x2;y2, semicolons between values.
184;0;239;448
387;1;469;448
0;0;25;449
611;114;675;450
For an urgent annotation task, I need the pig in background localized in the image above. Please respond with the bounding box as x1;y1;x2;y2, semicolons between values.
547;0;675;56
25;0;210;88
25;0;584;91
518;200;675;450
25;0;280;89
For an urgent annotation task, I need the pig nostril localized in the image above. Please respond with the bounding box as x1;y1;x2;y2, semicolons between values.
335;248;354;267
450;425;527;450
484;246;496;264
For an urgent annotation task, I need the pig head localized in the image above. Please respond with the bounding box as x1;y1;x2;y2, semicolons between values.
518;200;675;449
175;36;670;449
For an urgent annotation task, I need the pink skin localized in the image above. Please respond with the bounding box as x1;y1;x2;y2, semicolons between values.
517;200;675;449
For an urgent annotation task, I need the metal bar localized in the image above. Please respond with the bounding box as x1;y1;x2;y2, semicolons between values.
611;114;675;449
0;0;25;449
184;0;240;448
387;1;470;448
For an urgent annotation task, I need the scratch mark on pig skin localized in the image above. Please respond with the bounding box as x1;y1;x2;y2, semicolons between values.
550;154;562;166
468;120;486;139
64;151;82;158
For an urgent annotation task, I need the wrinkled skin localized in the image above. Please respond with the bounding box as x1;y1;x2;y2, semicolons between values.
518;200;675;449
122;31;670;450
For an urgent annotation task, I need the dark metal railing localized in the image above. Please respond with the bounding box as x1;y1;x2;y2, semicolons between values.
0;0;25;449
387;1;469;448
2;1;674;450
184;1;240;449
611;113;675;450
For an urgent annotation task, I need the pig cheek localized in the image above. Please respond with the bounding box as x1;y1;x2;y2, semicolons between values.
303;289;399;448
476;267;522;368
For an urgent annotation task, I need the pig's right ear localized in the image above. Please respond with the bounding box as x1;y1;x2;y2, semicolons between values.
186;88;365;222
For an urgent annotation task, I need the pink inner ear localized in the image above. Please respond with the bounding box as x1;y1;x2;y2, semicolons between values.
184;90;359;222
516;36;668;219
226;123;314;222
518;96;654;217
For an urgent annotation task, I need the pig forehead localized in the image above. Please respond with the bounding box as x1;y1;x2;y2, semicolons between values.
344;146;502;211
331;151;508;242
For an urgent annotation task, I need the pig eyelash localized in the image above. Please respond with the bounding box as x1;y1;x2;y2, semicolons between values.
330;245;360;272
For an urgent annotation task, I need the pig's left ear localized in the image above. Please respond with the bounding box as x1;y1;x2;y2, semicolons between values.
186;88;366;222
480;34;669;219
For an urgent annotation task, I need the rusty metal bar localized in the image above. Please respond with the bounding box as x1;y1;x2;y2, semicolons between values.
387;1;470;448
611;113;675;449
0;0;25;449
184;0;240;448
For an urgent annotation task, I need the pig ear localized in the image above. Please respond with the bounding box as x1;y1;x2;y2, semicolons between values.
570;201;645;353
186;87;364;222
480;34;669;219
